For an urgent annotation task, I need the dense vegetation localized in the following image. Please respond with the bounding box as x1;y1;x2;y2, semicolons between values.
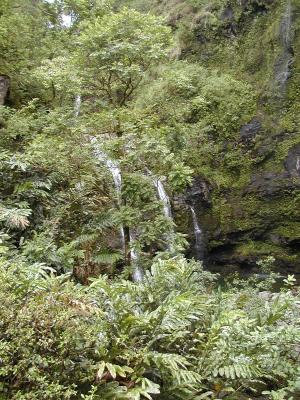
0;251;300;399
0;0;299;399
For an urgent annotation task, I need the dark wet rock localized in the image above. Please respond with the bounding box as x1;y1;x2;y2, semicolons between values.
254;144;275;161
220;6;237;37
209;244;300;274
0;76;9;106
174;177;211;262
245;171;300;198
268;230;300;247
209;248;258;269
221;6;234;22
269;232;285;246
186;176;211;206
241;0;272;13
240;117;262;142
285;143;300;176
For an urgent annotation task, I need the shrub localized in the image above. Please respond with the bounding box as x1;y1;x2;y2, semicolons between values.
0;255;299;399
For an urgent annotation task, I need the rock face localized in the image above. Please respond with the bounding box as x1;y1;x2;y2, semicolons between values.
285;144;300;177
240;118;262;143
0;76;9;105
245;171;299;198
185;177;211;207
168;0;300;274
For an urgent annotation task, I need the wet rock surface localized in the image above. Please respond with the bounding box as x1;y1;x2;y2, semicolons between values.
285;143;300;176
0;76;9;105
185;176;211;207
245;171;300;198
240;117;262;142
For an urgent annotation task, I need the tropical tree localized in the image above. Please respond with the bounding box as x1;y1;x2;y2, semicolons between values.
77;8;172;106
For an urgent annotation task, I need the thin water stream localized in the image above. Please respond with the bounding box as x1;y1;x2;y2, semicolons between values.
190;205;204;261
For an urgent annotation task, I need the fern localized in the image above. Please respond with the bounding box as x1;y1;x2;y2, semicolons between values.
92;251;123;265
0;204;31;229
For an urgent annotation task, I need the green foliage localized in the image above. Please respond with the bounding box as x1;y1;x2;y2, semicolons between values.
1;2;300;399
0;256;299;399
77;7;172;106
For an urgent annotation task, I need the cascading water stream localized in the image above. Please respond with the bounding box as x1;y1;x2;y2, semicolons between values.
91;137;143;281
153;177;175;251
129;232;143;282
190;205;204;261
155;179;172;219
275;0;293;90
282;0;292;49
74;96;142;281
74;95;81;117
144;169;175;250
90;138;126;251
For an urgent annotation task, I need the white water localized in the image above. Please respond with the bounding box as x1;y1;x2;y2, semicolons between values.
73;97;129;273
151;176;174;252
92;141;122;197
129;232;143;282
91;137;126;249
90;137;143;281
276;0;293;88
190;206;204;260
282;0;292;49
74;95;81;117
155;178;172;219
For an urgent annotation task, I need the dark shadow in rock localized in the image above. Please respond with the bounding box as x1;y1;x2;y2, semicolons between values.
0;75;10;106
185;176;212;207
240;117;262;143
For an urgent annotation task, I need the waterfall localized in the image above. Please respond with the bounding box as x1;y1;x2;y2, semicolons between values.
155;178;172;219
91;137;125;248
130;232;143;282
282;0;292;49
92;142;126;253
91;138;143;281
190;206;204;261
150;175;174;252
275;0;293;91
74;98;142;280
92;143;122;197
74;95;81;117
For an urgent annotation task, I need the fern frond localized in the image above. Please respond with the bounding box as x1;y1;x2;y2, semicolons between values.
92;251;123;265
0;206;31;229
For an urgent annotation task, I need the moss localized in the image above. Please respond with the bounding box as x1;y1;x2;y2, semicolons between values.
209;188;300;247
272;222;300;240
235;240;298;263
128;0;300;269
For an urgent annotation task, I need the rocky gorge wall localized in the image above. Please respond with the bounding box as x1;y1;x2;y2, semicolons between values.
2;0;300;277
154;0;300;274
